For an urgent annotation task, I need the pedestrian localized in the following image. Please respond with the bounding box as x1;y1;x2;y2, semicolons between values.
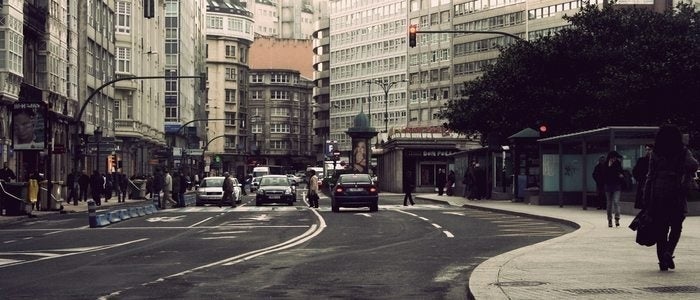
66;170;79;205
152;169;165;208
178;171;188;207
172;170;181;208
642;124;698;271
592;156;607;210
119;171;128;202
446;170;456;196
0;162;17;182
90;170;103;206
238;174;247;196
436;168;446;196
146;174;153;199
603;150;624;227
308;169;320;208
473;162;487;200
162;169;175;209
103;173;112;202
403;170;415;206
219;172;236;208
633;144;654;209
79;170;90;202
463;161;475;199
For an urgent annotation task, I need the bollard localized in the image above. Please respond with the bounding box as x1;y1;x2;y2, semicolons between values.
88;200;97;228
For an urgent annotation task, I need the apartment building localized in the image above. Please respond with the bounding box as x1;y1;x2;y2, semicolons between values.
204;0;254;175
244;0;325;39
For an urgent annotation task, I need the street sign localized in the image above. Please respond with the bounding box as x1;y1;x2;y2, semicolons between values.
186;149;203;156
88;143;117;153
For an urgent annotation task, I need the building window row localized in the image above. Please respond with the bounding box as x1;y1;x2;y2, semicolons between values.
408;49;450;67
331;75;405;98
270;123;290;133
207;16;224;29
454;0;524;17
528;25;570;40
453;59;497;76
330;1;407;27
330;19;407;47
410;88;450;103
528;1;596;20
453;36;519;57
409;67;450;85
269;140;290;150
271;107;290;116
454;11;524;33
331;55;406;80
332;37;406;63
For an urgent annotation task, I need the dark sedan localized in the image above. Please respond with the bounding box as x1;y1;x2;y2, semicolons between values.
255;175;297;206
331;173;379;212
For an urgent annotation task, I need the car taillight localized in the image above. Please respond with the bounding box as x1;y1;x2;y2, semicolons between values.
369;186;377;193
335;186;344;193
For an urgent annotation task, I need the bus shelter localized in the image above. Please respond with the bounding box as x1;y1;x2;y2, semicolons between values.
536;126;658;212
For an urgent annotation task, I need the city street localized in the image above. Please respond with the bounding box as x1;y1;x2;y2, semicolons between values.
0;193;572;299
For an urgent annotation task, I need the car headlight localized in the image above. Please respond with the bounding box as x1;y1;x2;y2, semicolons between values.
284;188;292;195
256;189;264;195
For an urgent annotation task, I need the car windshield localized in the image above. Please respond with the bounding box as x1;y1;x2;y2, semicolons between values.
200;178;223;187
338;174;372;184
260;177;288;186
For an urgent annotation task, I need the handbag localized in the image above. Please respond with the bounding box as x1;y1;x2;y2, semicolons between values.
630;210;656;247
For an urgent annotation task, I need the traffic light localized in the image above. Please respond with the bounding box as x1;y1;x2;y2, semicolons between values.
111;155;118;171
408;24;417;48
537;122;549;136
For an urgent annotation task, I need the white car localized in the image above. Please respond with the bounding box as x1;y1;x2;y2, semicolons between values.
195;176;242;206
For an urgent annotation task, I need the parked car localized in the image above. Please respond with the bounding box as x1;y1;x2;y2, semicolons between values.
331;173;379;212
195;176;242;206
255;175;297;206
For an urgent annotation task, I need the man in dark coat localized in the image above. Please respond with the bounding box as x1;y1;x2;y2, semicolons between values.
632;145;653;209
592;156;607;209
78;170;90;202
89;170;104;205
473;162;487;200
436;168;446;196
403;170;415;206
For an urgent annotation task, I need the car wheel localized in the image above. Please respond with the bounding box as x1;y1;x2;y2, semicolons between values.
256;201;262;206
370;204;378;212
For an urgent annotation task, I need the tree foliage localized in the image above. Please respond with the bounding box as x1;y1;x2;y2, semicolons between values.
441;3;700;146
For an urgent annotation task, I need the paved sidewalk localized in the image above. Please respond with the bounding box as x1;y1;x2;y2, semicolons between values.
0;197;155;225
415;193;700;300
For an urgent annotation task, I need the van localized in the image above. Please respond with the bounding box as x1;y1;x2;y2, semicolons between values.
252;166;270;178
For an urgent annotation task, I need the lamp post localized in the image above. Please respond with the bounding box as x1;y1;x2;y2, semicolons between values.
94;126;103;174
362;80;373;126
368;79;408;134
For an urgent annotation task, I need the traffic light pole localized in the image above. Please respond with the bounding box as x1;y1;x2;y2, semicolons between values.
72;74;205;177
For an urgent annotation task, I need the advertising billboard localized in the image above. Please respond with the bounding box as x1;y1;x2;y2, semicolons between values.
12;101;47;150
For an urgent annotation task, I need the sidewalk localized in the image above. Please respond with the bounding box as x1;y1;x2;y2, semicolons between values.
0;197;154;225
415;193;700;299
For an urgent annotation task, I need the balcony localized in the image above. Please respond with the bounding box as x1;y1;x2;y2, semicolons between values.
114;119;143;138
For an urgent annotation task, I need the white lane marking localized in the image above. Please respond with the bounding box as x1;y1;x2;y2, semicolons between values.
442;212;466;216
201;237;238;240
126;205;328;290
356;213;372;218
241;214;271;221
0;238;149;269
4;240;17;244
188;217;213;228
208;231;249;235
146;215;186;223
0;258;22;266
393;209;453;238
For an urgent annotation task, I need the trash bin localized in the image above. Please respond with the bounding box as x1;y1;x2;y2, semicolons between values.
130;179;146;199
1;182;28;216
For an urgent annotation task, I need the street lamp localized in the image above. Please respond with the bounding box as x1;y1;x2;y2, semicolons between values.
94;126;103;174
362;80;373;126
368;79;408;134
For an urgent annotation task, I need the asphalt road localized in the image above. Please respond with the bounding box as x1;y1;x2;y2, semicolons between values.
0;193;573;299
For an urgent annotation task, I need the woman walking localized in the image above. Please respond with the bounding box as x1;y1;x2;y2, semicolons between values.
643;125;698;271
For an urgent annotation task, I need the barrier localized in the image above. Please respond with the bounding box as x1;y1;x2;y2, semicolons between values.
128;207;140;218
136;206;146;216
94;213;111;227
144;204;157;214
117;209;131;220
106;211;122;223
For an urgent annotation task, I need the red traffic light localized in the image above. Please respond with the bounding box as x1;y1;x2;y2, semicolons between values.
408;25;417;48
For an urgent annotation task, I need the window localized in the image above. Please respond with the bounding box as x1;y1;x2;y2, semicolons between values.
116;47;131;74
270;73;289;83
207;16;223;29
225;68;237;81
116;1;131;34
271;90;289;100
250;74;263;83
225;45;236;58
270;123;290;133
225;89;236;103
251;90;263;100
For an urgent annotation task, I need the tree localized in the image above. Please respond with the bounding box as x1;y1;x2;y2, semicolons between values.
441;3;700;147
